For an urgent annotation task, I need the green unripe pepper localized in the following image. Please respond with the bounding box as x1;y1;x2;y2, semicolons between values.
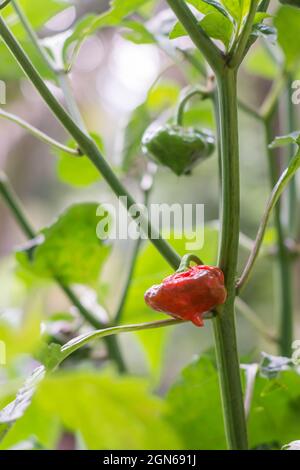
142;124;215;176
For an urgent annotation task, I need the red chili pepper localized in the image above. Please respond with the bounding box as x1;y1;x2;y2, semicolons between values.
144;265;227;327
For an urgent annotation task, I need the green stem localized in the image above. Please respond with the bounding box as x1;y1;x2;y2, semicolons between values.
213;68;248;450
0;172;126;372
0;108;81;156
0;172;35;238
176;87;209;125
0;15;181;271
58;319;185;369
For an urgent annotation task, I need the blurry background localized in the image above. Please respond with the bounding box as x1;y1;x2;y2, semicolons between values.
0;0;300;450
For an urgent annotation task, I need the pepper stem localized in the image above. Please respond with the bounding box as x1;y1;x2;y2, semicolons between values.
176;254;204;272
176;87;210;126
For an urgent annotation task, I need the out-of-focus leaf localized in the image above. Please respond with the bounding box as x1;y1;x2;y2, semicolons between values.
0;0;69;79
121;20;156;44
251;24;277;44
167;353;300;450
248;368;300;449
16;203;112;285
33;370;182;449
166;355;227;449
56;133;103;187
62;0;151;66
274;5;300;70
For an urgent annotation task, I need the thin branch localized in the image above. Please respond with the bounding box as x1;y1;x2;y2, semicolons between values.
237;148;300;292
0;108;81;156
59;318;185;367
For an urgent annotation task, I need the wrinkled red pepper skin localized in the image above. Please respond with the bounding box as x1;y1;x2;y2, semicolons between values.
144;265;227;327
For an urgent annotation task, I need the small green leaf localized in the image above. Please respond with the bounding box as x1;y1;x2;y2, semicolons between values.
220;0;242;22
200;12;234;48
170;12;233;49
16;203;112;285
269;131;300;149
56;133;103;187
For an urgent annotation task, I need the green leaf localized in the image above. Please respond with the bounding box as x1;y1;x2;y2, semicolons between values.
170;11;233;49
269;131;300;149
17;203;112;285
166;355;227;449
167;354;300;450
56;133;103;187
220;0;242;22
200;12;234;48
248;369;300;448
62;0;151;66
274;5;300;70
33;370;182;449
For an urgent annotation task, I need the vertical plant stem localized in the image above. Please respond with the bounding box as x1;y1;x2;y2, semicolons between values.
264;120;293;356
213;68;248;450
